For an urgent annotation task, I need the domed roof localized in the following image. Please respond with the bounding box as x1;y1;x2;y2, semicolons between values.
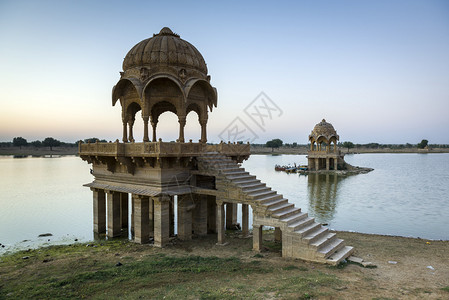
122;27;208;75
309;119;339;141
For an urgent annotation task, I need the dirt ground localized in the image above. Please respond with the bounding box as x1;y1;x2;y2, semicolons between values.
162;231;449;299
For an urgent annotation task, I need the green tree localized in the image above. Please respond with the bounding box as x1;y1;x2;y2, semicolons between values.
43;137;61;151
30;140;42;147
417;139;428;149
12;137;27;149
342;141;355;152
266;139;283;152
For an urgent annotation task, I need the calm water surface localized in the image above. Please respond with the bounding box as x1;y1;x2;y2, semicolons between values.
1;153;448;254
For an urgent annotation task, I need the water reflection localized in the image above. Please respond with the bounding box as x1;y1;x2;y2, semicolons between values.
307;173;346;223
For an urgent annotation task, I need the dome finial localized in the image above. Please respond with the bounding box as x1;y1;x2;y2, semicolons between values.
156;27;180;37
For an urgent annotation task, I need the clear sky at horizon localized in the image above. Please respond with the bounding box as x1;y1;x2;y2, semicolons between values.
1;0;448;144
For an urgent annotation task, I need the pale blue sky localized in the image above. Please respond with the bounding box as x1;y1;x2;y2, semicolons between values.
1;0;448;144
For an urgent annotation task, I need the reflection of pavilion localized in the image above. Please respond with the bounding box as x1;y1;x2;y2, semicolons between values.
307;173;343;223
308;119;345;171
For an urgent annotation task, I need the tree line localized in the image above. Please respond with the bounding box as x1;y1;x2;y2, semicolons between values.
255;139;448;152
0;137;108;151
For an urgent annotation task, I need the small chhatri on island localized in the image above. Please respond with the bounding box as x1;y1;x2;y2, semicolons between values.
79;27;354;264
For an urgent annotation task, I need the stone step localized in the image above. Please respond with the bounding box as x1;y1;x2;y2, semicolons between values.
268;202;294;214
258;194;284;204
326;246;354;265
264;198;288;209
288;216;314;231
318;238;345;259
303;227;331;245
222;169;245;175
242;184;269;194
294;222;321;237
221;166;241;172
247;190;277;200
235;179;262;187
309;232;337;250
281;211;307;225
272;206;301;219
229;174;256;182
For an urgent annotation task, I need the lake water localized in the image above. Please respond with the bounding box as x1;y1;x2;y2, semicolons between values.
1;153;448;254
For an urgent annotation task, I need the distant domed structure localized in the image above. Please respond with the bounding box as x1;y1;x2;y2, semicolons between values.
309;119;339;147
112;27;217;143
308;119;343;171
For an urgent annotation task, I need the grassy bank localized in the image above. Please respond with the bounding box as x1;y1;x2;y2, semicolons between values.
1;231;448;299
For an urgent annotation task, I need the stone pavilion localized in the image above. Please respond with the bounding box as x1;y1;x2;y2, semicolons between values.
79;27;353;264
308;119;345;171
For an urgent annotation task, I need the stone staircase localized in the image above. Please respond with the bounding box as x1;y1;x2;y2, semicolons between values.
197;152;354;265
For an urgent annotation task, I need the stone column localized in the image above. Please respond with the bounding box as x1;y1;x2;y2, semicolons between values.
315;159;319;171
92;188;106;234
193;195;207;236
131;196;135;235
326;158;330;171
122;119;128;142
200;120;207;143
153;195;170;247
143;116;150;142
253;225;263;252
226;203;238;229
242;204;249;237
120;192;129;229
334;158;338;170
128;118;135;142
178;116;186;143
106;191;121;238
133;195;149;244
177;195;193;240
207;196;217;233
216;199;226;245
169;198;174;237
274;227;282;242
149;197;154;237
151;121;157;142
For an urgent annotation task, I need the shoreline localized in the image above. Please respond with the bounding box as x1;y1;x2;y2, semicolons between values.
1;146;449;157
1;230;448;298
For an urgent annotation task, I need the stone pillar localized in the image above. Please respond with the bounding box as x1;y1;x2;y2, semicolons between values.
200;120;207;143
149;197;154;237
274;227;282;242
207;196;217;233
131;196;135;235
120;192;128;229
106;191;121;238
178;116;186;143
128;118;135;142
143;116;150;142
153;196;170;247
193;195;207;236
177;195;193;240
315;159;319;171
226;203;238;229
151;121;157;142
122;120;128;142
169;198;175;237
242;204;249;237
133;195;149;244
326;158;330;171
92;188;106;234
216;200;225;245
253;225;263;252
334;158;338;170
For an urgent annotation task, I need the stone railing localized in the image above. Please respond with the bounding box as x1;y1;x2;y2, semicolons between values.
79;141;250;158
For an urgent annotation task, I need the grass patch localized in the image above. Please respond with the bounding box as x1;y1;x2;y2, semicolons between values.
442;286;449;292
0;239;344;299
